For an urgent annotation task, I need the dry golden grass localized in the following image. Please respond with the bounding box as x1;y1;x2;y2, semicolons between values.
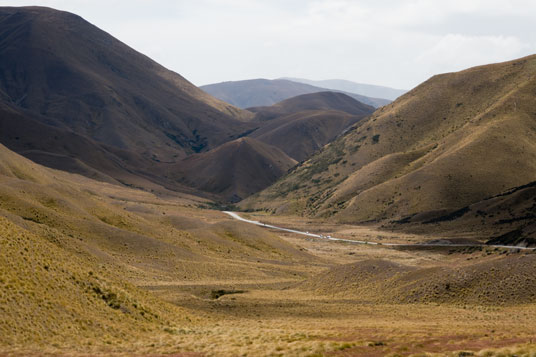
241;55;536;229
2;143;536;356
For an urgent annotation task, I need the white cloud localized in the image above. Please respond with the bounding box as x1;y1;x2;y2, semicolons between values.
416;34;530;74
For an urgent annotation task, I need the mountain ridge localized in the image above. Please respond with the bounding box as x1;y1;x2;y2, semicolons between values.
200;78;390;108
241;54;536;241
0;6;255;186
280;77;407;101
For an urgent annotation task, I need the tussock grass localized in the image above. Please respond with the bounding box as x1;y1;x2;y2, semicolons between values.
2;143;536;356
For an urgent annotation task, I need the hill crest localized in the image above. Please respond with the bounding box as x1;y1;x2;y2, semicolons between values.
171;137;297;202
0;5;255;195
241;54;536;236
200;78;390;108
281;77;407;101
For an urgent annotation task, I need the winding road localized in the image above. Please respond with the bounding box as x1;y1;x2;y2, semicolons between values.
223;211;535;251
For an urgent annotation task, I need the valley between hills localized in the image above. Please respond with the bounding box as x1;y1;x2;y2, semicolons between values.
2;144;536;356
1;6;536;357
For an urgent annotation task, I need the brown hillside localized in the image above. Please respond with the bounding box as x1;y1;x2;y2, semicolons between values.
0;143;192;347
170;137;297;202
0;141;315;348
1;7;374;203
3;142;536;356
0;216;187;347
242;55;536;230
250;110;365;162
0;6;254;188
389;180;536;245
247;92;374;161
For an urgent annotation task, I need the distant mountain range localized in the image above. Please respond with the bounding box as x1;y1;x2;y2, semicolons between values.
281;78;407;101
200;79;390;108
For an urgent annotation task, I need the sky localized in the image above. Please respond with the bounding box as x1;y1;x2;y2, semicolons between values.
1;0;535;90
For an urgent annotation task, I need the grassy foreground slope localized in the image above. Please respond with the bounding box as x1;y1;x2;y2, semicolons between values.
0;147;190;349
0;217;187;348
241;55;536;232
3;142;536;356
0;142;315;351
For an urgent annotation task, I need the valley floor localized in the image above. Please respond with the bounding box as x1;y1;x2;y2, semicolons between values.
10;298;535;357
132;212;536;356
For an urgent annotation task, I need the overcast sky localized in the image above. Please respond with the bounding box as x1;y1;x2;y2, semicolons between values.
2;0;535;89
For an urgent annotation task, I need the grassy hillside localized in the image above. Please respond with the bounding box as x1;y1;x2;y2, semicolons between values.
241;55;536;236
0;216;187;348
3;142;536;356
383;180;536;245
0;143;311;280
247;92;374;161
0;142;315;351
0;6;254;193
302;254;536;305
170;137;297;202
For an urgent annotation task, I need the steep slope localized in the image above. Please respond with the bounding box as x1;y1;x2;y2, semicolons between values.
247;92;374;161
170;138;297;202
282;77;407;101
241;55;536;230
0;216;186;347
390;181;536;245
0;6;254;186
200;78;390;108
0;143;191;347
251;110;363;162
0;141;315;348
